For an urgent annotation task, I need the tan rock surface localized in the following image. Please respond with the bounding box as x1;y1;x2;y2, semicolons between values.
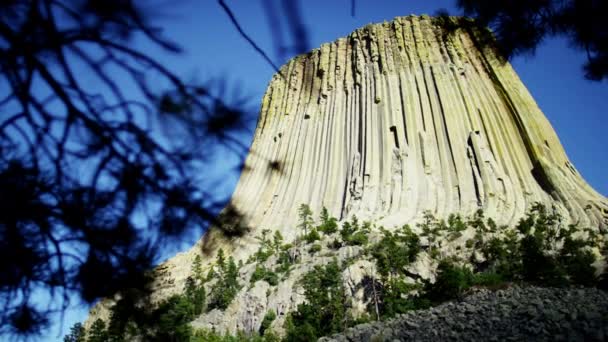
85;15;607;335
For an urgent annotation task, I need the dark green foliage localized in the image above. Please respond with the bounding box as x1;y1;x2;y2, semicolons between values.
446;214;467;240
285;259;350;341
192;329;280;341
275;250;292;275
350;313;373;326
284;317;317;342
339;217;357;241
370;225;420;278
105;281;203;341
298;204;314;237
216;249;226;269
329;238;342;249
99;253;213;342
559;237;597;286
304;228;321;243
64;323;85;342
209;253;241;310
468;209;487;232
454;0;608;80
106;295;139;341
309;243;322;254
251;230;275;263
252;248;274;263
479;233;521;278
151;295;195;341
259;310;277;335
339;216;370;246
272;231;284;251
425;260;473;303
185;254;207;316
206;268;217;282
251;266;279;286
515;206;570;286
79;205;603;342
192;255;203;281
474;204;597;289
185;276;206;316
318;207;339;235
377;278;427;318
87;319;109;342
520;235;566;285
471;272;505;288
366;225;424;318
486;218;498;233
347;231;369;246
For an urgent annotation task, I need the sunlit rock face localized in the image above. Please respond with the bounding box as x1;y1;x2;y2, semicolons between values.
227;15;607;241
86;15;608;335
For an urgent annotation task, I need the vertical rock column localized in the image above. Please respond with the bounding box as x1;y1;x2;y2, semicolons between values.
224;15;607;242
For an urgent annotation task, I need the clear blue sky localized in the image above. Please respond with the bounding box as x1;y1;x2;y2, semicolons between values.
47;0;606;340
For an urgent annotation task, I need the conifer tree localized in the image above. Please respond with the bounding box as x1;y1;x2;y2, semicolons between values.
63;323;85;342
87;319;109;342
298;204;314;237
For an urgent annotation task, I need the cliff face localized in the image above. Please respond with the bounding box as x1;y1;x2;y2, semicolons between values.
86;15;607;336
228;15;606;238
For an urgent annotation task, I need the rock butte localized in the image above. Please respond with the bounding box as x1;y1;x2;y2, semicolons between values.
87;15;607;334
222;14;607;243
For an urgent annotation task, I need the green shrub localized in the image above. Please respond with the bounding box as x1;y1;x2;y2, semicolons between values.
447;214;467;232
87;319;109;342
259;310;277;335
479;235;521;278
486;218;498;232
298;204;314;237
252;248;274;263
472;272;505;287
304;228;321;243
272;231;284;251
309;243;322;254
560;237;596;286
64;323;85;342
329;238;342;249
152;295;195;341
251;265;278;286
275;250;292;275
186;256;207;315
370;226;420;277
348;231;369;246
285;259;350;341
468;209;487;232
185;276;206;316
318;207;339;234
208;252;241;310
338;216;371;246
378;278;426;318
339;218;357;243
418;211;441;242
425;260;473;303
520;234;566;286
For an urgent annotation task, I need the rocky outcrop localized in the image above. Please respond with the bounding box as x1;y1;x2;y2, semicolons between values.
85;15;608;335
319;286;608;341
227;15;607;238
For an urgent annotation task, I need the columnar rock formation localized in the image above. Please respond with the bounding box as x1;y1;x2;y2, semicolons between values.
226;15;607;242
86;15;608;336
